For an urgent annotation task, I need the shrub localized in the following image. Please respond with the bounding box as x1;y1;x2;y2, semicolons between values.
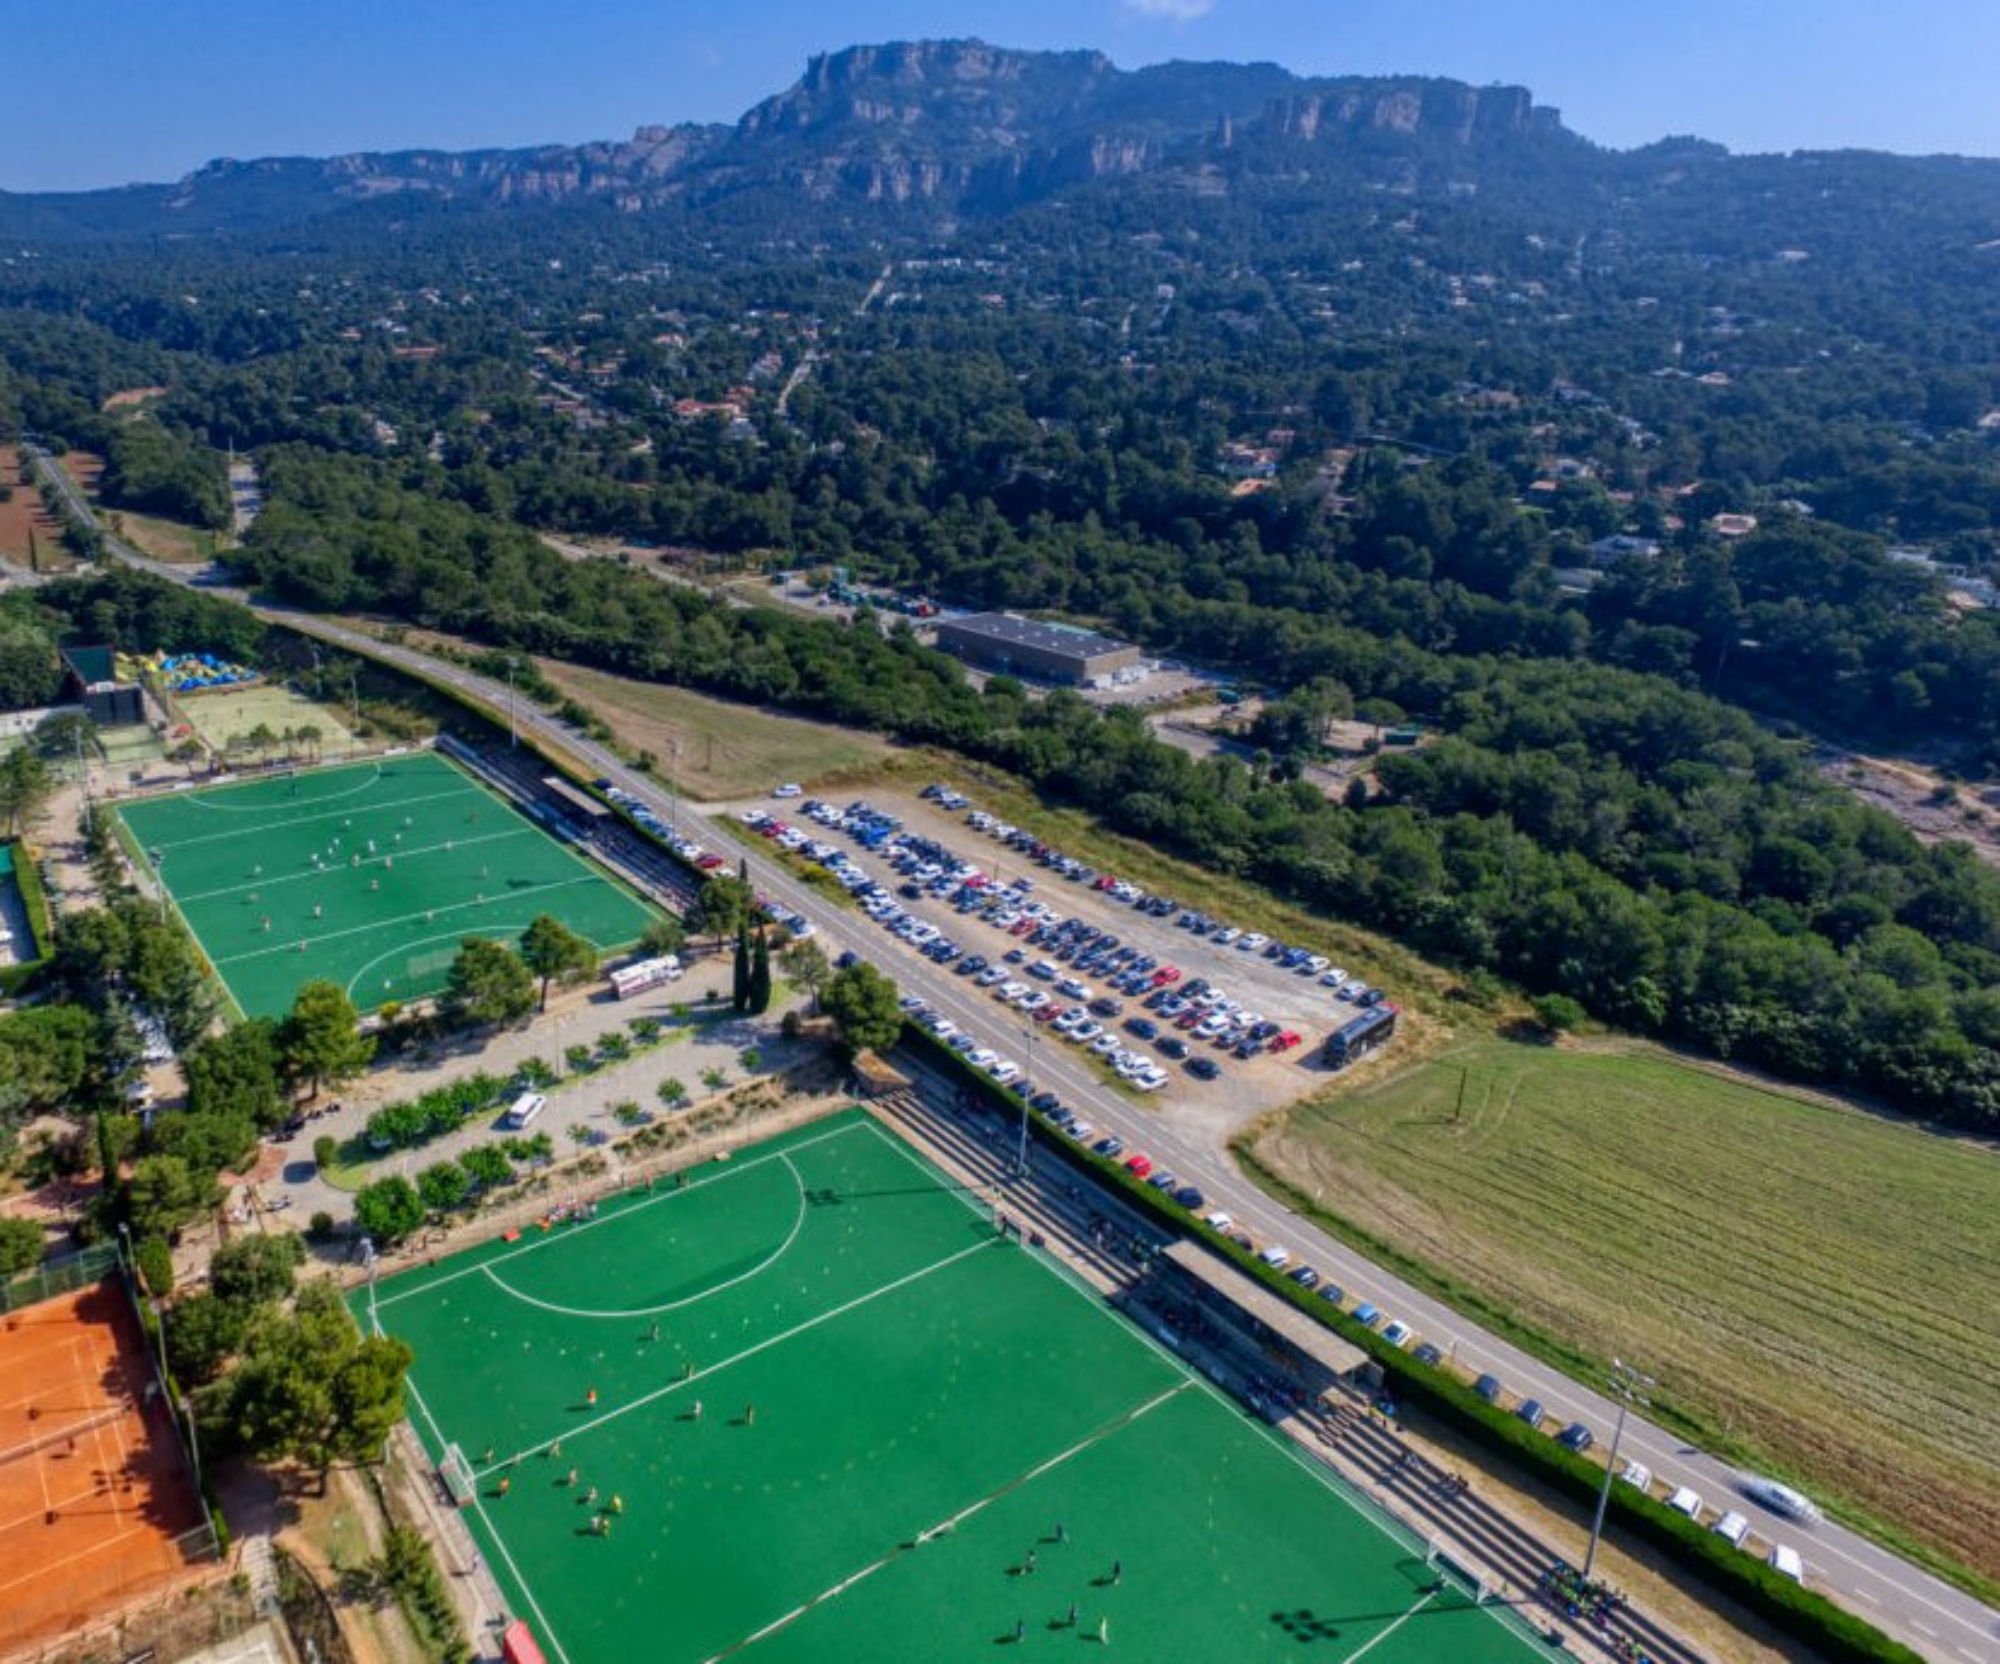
307;1210;336;1242
312;1135;338;1171
135;1235;175;1298
657;1077;687;1109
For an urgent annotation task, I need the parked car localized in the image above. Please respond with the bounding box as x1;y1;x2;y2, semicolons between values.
1516;1399;1548;1431
1558;1422;1595;1454
1474;1374;1503;1403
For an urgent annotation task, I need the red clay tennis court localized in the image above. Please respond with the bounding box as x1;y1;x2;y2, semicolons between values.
0;1278;213;1658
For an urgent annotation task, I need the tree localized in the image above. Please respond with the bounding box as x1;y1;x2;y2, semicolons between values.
460;1145;512;1191
821;962;903;1055
208;1233;305;1308
278;980;374;1101
731;923;752;1013
656;1077;687;1109
125;1154;217;1239
0;747;53;837
163;1291;243;1388
353;1175;425;1246
749;928;772;1015
692;875;752;947
519;914;597;1011
439;937;536;1030
183;1019;287;1130
416;1161;471;1215
779;938;830;1013
207;1281;411;1475
636;915;687;959
0;1216;44;1275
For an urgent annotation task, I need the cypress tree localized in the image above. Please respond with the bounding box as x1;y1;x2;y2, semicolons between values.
732;922;752;1013
749;928;772;1015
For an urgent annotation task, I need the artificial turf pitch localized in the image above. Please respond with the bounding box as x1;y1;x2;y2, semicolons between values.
358;1110;1543;1664
115;751;659;1021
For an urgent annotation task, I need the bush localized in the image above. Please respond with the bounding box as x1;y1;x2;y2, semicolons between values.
1531;993;1588;1034
135;1235;175;1298
307;1210;336;1242
312;1135;338;1172
361;1073;507;1154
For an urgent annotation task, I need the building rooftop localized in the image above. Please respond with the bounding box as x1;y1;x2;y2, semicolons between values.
1161;1240;1368;1378
938;612;1135;659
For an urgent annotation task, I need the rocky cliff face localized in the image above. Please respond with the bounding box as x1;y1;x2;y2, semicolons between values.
1263;80;1553;145
0;40;1576;238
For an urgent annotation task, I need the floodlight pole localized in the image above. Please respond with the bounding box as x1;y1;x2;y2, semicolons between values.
506;658;519;748
1584;1357;1653;1581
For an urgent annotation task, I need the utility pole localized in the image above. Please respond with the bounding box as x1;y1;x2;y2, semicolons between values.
506;657;519;748
1584;1358;1654;1581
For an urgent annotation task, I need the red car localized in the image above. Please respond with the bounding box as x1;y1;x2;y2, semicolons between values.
1151;966;1182;986
1093;874;1117;892
1124;1154;1154;1179
1009;918;1036;936
1269;1031;1302;1053
695;854;726;871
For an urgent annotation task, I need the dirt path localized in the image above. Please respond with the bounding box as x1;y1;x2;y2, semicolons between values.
1816;745;2000;865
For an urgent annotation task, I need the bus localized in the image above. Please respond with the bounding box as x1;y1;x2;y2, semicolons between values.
611;955;683;1000
1322;1004;1398;1069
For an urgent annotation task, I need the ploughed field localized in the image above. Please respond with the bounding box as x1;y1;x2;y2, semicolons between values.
1250;1039;2000;1585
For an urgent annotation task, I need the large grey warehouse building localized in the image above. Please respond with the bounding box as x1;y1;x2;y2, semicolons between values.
932;613;1141;685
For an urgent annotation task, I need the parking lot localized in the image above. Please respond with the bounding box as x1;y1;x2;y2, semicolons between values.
724;781;1399;1139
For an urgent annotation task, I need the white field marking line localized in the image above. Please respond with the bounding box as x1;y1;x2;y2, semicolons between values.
98;1383;130;1528
857;1120;1520;1627
214;875;601;967
177;825;533;903
1335;1589;1442;1664
705;1379;1193;1664
0;1520;162;1595
472;1236;999;1481
443;750;664;915
136;780;470;849
372;1119;868;1312
402;1369;576;1664
481;1154;810;1320
176;760;388;815
0;1476;145;1542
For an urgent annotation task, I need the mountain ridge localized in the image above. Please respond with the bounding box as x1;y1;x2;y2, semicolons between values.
0;39;1571;238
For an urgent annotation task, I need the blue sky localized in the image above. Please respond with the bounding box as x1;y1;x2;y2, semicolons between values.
5;0;1997;191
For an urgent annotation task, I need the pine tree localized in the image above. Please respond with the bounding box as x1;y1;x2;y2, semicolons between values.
749;928;772;1015
732;922;752;1013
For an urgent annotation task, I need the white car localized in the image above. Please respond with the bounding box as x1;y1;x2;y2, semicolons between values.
1258;1245;1292;1270
1213;926;1240;945
967;1048;999;1070
1381;1320;1415;1348
1204;1211;1234;1233
1619;1460;1652;1492
988;1060;1022;1085
772;783;803;798
1237;932;1268;952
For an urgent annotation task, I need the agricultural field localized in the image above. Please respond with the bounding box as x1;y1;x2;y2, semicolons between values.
101;505;221;564
1248;1038;2000;1584
0;446;71;571
533;656;893;799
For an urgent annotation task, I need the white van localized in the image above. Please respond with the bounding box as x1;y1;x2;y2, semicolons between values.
1667;1486;1703;1519
503;1091;547;1131
1769;1545;1804;1584
1712;1510;1750;1548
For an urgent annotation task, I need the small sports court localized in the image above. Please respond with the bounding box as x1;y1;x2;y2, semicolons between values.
116;750;661;1020
0;1276;213;1658
360;1109;1543;1662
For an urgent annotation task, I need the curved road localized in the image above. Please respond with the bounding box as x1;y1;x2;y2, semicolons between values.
39;445;1997;1662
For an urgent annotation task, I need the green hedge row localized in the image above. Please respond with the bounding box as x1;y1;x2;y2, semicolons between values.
896;1023;1924;1664
0;842;54;995
11;845;53;960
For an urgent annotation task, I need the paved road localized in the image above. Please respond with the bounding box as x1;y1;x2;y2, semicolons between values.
42;444;1997;1662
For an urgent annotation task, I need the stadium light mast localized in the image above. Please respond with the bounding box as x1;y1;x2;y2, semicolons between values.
506;657;520;748
1584;1357;1654;1581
